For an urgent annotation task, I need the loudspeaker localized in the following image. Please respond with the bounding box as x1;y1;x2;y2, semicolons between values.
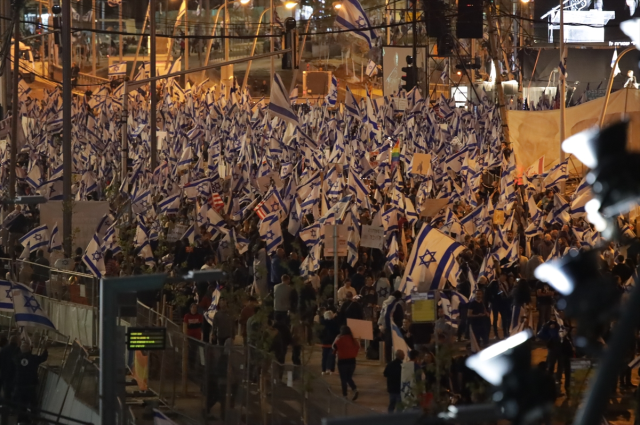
457;0;483;39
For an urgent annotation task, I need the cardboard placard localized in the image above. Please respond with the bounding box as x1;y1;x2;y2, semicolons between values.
394;97;408;111
324;224;348;256
167;224;188;243
347;318;374;340
411;153;432;175
420;198;450;218
360;225;385;250
493;210;505;225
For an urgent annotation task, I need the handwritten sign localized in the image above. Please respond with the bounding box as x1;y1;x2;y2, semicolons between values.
360;225;385;250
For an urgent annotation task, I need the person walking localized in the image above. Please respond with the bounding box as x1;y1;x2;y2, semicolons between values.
332;326;359;400
0;336;19;400
384;350;405;412
14;341;49;421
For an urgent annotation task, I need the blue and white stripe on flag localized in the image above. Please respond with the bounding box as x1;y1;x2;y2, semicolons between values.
13;284;56;330
83;233;105;278
259;212;283;254
326;75;338;107
153;409;179;425
269;73;299;126
48;222;62;252
0;280;12;312
399;224;464;293
335;0;378;48
19;224;49;253
365;60;378;77
108;62;127;76
204;285;221;326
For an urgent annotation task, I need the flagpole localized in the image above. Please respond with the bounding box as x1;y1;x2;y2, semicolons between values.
119;2;123;61
92;0;96;76
150;0;158;171
129;3;150;81
10;5;20;202
270;0;275;85
559;0;566;193
62;0;73;257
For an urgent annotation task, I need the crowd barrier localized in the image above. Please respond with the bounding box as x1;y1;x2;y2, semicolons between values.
133;302;378;425
39;341;101;424
3;259;99;347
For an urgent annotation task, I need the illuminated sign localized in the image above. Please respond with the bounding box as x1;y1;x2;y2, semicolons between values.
126;327;166;351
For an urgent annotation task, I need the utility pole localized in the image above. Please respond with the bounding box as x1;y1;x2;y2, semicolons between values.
559;0;566;192
119;2;123;61
151;0;157;171
92;0;96;75
62;0;73;257
270;0;274;84
485;2;510;145
10;1;21;201
412;0;417;89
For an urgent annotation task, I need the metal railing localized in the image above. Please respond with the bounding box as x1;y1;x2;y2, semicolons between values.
133;302;378;425
3;259;99;347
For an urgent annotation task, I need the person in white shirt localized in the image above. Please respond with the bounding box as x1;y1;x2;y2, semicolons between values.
337;278;357;305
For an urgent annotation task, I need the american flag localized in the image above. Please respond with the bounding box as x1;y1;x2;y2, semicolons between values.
253;200;270;220
209;193;225;211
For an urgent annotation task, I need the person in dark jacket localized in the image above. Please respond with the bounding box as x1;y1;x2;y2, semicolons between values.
14;341;48;417
319;310;340;374
338;292;364;325
383;350;405;412
0;336;19;400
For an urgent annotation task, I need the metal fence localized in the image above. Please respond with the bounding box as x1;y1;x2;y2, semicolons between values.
2;259;99;347
134;302;378;425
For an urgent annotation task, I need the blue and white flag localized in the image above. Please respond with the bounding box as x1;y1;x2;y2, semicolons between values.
83;233;105;278
259;212;283;254
153;409;179;425
159;193;181;215
335;0;378;48
365;60;378;77
399;224;464;294
19;224;49;253
0;280;12;312
344;86;361;118
611;48;621;77
269;74;299;126
48;222;62;252
108;62;127;76
326;75;338;107
13;284;56;330
204;285;221;326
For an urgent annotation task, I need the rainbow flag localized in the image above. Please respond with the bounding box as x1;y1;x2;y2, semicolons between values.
391;140;400;163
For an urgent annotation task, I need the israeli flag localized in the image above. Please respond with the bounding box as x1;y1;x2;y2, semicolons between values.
48;222;62;252
326;75;338;107
82;233;106;278
19;224;49;253
365;60;378;77
335;0;378;48
268;74;299;126
159;193;181;215
153;409;179;425
108;62;127;77
204;285;221;326
259;212;283;254
290;87;299;105
13;284;56;330
344;86;361;118
0;280;13;312
611;48;621;77
399;224;464;293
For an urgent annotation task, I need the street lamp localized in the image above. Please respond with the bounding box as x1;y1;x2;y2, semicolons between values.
285;1;298;8
333;2;343;9
240;0;251;4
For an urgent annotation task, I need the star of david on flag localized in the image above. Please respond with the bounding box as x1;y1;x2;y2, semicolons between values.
399;224;464;294
12;283;56;330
